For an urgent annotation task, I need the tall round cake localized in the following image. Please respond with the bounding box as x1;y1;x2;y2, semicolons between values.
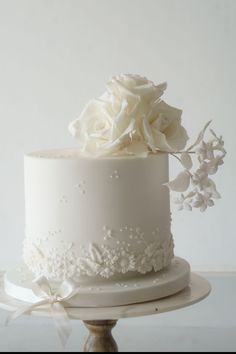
22;73;189;286
23;150;174;283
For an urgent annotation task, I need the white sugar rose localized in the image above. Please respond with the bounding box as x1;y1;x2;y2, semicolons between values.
68;97;137;156
142;100;189;152
69;74;188;156
106;74;167;115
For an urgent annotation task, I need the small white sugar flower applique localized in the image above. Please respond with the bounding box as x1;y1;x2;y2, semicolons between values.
165;121;226;212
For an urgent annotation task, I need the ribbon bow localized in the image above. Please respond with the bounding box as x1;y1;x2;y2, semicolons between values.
6;276;79;347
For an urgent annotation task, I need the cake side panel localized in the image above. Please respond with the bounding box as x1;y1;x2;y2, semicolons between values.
23;154;174;281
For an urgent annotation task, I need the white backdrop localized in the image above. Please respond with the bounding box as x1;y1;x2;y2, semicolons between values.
0;0;235;271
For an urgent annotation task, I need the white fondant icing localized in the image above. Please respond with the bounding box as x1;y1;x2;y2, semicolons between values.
23;150;173;283
23;227;174;281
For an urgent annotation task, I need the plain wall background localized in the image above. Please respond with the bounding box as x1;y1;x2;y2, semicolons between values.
0;0;235;271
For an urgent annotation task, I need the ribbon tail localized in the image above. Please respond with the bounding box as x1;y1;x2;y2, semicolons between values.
51;302;72;348
5;299;48;326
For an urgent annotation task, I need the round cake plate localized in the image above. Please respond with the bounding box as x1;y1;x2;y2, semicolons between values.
0;271;211;352
0;272;211;321
3;257;190;308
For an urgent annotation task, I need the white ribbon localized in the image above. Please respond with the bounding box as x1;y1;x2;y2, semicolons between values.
6;275;79;347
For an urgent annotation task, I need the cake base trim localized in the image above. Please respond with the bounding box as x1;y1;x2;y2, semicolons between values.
4;257;190;307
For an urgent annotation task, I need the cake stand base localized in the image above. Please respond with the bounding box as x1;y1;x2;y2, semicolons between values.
0;272;211;352
83;320;118;352
3;257;190;307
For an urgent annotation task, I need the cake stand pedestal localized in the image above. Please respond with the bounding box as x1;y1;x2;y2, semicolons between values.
0;273;210;352
83;320;118;352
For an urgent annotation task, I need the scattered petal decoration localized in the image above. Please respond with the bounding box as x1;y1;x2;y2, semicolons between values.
166;122;226;212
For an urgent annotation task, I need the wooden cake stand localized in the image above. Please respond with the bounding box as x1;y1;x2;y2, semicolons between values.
0;273;211;352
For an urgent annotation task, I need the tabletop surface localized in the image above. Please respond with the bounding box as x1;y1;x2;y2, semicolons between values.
0;272;235;352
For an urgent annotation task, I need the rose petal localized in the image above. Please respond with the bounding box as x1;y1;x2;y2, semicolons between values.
142;118;157;152
69;99;106;139
151;130;172;151
111;99;129;140
100;117;137;154
152;100;182;123
165;122;189;151
165;170;191;192
125;141;149;157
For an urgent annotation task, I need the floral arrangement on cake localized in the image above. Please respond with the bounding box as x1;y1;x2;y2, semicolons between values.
69;74;226;212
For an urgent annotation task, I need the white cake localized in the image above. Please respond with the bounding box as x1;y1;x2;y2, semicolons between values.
23;149;174;283
3;74;226;308
2;73;200;307
22;74;191;288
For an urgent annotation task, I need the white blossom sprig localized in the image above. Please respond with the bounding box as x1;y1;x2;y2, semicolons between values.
165;121;226;212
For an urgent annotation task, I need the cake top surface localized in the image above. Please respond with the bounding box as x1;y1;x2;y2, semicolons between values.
26;148;164;161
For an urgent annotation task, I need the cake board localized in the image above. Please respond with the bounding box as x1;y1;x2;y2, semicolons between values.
0;272;211;352
3;257;190;308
